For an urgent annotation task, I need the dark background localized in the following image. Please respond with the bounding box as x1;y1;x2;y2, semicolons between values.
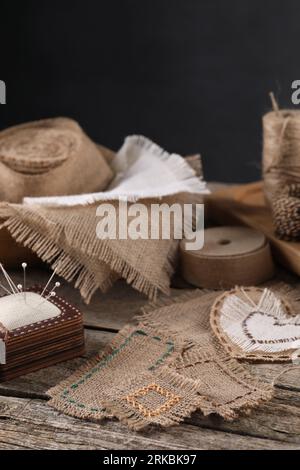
0;0;299;182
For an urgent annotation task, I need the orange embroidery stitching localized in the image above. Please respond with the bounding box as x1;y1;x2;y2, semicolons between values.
124;383;181;417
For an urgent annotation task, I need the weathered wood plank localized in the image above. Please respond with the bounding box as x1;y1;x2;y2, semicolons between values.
2;328;299;401
2;267;300;448
0;395;296;450
0;329;113;398
247;363;300;392
0;328;300;446
80;283;195;330
190;390;300;444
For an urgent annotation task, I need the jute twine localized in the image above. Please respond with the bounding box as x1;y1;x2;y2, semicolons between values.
263;93;300;240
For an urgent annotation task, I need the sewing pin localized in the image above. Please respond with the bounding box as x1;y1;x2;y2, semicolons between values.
0;263;18;294
22;262;27;302
37;281;60;307
40;268;57;299
0;282;13;296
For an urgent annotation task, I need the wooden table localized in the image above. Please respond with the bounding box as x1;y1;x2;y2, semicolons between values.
0;267;300;450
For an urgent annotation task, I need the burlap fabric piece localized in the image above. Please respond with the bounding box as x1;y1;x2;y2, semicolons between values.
47;291;273;431
0;200;179;302
210;283;300;362
0;117;114;203
0;153;203;302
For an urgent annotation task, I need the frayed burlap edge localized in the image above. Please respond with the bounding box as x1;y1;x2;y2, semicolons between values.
136;290;274;420
47;289;273;430
0;203;176;302
102;364;273;431
102;367;208;431
46;323;184;423
210;284;300;362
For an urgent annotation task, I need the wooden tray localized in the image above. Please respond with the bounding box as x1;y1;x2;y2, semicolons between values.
205;181;300;276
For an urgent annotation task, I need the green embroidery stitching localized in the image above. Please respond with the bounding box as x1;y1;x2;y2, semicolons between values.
148;341;174;371
60;329;174;412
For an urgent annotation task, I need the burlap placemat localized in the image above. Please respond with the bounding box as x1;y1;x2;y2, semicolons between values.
47;290;273;431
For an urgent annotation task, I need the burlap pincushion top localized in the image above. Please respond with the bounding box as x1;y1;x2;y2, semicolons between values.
0;117;114;202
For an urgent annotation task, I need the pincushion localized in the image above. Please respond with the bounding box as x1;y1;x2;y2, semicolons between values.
0;265;84;381
0;292;61;330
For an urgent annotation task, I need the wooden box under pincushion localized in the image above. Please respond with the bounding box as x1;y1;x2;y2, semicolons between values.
0;286;85;381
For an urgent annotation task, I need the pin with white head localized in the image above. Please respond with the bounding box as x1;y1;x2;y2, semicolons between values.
0;262;62;307
49;281;61;298
46;281;60;300
22;263;27;302
40;268;57;300
17;283;24;301
38;276;60;307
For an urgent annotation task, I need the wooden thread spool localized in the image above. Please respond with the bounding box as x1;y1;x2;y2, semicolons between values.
180;226;274;289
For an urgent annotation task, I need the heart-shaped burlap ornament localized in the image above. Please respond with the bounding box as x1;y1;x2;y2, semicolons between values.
210;285;300;362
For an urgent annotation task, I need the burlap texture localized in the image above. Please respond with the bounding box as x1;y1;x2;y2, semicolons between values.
47;290;273;431
0;153;203;302
0;201;180;302
0;118;114;202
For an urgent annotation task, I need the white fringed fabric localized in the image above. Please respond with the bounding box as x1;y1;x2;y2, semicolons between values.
23;135;209;207
220;288;300;354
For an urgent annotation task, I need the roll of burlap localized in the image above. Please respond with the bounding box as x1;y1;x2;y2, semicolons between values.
180;226;274;289
0;117;114;202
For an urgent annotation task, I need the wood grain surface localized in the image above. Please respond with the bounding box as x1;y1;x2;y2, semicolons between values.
0;266;299;450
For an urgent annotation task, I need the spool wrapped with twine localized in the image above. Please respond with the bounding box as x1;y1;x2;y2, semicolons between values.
263;93;300;240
